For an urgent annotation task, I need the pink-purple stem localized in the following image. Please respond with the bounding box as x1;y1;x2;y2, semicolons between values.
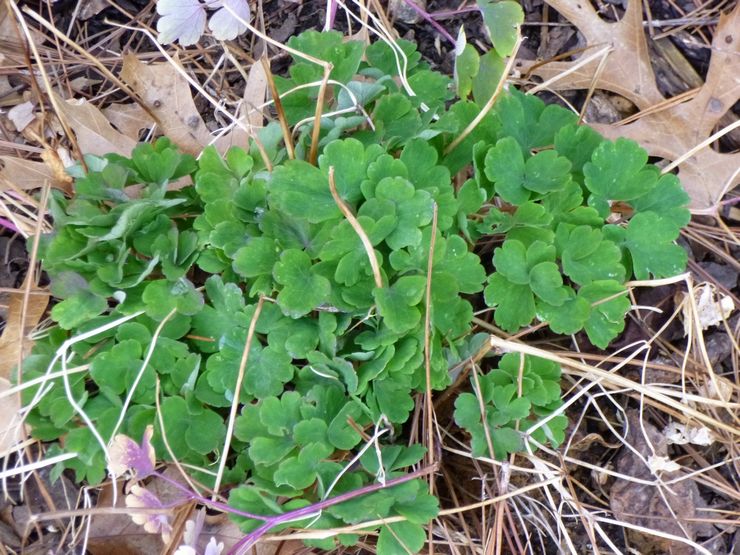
327;0;337;30
147;464;433;554
0;217;21;235
227;465;434;555
429;6;479;20
400;0;457;45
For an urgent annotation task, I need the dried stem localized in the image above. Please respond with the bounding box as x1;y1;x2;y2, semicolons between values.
211;297;265;499
260;57;295;160
327;167;383;288
309;64;332;165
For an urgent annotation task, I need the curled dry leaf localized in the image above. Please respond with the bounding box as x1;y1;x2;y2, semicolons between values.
119;54;212;155
7;101;36;132
0;378;23;455
0;286;48;454
610;411;712;554
664;422;714;447
53;93;136;156
0;288;49;379
0;155;72;193
682;282;735;335
156;0;207;47
208;0;251;41
521;0;740;212
102;102;155;141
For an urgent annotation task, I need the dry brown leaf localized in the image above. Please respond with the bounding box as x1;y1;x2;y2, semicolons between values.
610;411;713;554
0;288;49;379
593;5;740;213
102;102;155;141
0;156;54;190
53;94;137;156
521;0;740;213
243;59;268;129
521;0;663;108
0;286;48;454
79;0;108;20
7;101;35;131
119;54;212;155
0;377;23;455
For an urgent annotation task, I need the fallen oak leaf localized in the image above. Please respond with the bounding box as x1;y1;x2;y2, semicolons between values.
521;0;740;213
0;287;49;378
520;0;663;109
102;102;156;141
52;93;136;156
591;4;740;214
119;54;213;156
0;154;72;193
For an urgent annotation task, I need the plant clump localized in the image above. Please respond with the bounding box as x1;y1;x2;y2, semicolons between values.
21;30;690;552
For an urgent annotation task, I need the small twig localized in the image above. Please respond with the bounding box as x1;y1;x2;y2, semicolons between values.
309;64;332;165
399;0;456;45
327;167;383;288
211;297;265;498
260;57;295;160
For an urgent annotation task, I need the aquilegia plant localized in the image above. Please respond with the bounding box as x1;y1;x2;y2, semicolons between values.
21;29;689;553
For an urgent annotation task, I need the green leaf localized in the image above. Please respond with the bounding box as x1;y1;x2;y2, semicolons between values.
578;280;630;348
245;345;295;399
142;278;203;319
365;39;421;76
51;291;107;330
472;50;505;106
274;442;332;489
529;262;569;306
454;41;479;98
318;139;382;206
454;393;484;430
484;137;527;204
477;0;524;56
492;239;529;284
232;237;278;279
584;138;658;204
490;384;531;425
523;150;572;194
377;521;426;554
374;379;414;423
373;93;421;143
287;31;364;84
558;225;625;285
624;212;687;279
484;272;535;331
554;123;604;174
538;294;591;335
269;161;338;223
374;276;427;333
185;407;226;455
273;249;331;318
360;177;434;250
629;173;690;229
490;426;523;459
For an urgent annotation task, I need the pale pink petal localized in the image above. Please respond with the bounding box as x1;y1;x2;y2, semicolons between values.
126;484;173;542
157;0;207;46
208;0;250;41
107;425;156;479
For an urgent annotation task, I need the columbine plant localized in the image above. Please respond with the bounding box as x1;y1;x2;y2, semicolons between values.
22;25;689;554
